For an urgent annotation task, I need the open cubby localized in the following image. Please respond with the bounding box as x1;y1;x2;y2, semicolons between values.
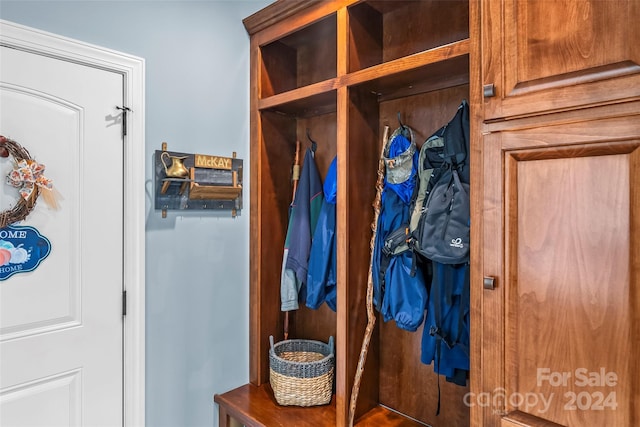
260;13;337;97
344;83;471;427
253;106;338;385
375;85;471;426
348;0;469;72
215;2;472;426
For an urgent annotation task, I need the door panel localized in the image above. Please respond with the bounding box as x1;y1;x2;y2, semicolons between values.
0;88;82;340
482;0;640;120
481;116;640;426
0;46;124;426
1;369;82;426
505;145;636;426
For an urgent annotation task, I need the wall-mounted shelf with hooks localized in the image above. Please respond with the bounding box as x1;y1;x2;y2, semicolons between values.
154;142;243;218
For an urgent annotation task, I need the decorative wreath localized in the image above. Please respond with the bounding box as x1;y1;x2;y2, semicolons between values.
0;135;56;228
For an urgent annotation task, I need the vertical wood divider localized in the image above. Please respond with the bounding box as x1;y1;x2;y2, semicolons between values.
336;7;351;427
336;7;349;426
336;83;349;427
249;36;262;386
482;133;505;424
469;0;484;424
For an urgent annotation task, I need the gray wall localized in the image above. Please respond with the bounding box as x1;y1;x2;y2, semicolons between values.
0;1;271;426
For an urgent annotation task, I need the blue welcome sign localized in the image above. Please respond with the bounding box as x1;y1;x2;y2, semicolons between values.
0;225;51;281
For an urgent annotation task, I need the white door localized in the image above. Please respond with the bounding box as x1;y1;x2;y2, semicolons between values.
0;43;125;427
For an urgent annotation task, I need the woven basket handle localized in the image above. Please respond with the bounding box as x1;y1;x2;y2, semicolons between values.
328;336;334;355
269;335;275;355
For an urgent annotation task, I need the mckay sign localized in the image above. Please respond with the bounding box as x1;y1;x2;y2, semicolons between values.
194;154;233;170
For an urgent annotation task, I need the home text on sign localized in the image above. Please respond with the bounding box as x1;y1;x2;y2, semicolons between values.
195;154;232;170
0;229;27;239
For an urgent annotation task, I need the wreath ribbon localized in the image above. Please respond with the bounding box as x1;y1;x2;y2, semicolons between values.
7;159;53;201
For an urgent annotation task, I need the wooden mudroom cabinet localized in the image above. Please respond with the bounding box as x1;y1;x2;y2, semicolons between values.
214;1;639;426
472;1;640;426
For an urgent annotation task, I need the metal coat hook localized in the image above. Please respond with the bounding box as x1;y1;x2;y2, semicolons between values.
397;112;411;138
306;128;317;153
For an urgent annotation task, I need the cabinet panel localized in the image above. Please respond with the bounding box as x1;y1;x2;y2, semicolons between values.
482;0;640;120
506;146;635;426
479;116;640;426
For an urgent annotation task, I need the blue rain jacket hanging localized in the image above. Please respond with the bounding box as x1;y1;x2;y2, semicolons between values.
371;126;427;332
306;156;337;311
421;262;470;383
280;148;323;311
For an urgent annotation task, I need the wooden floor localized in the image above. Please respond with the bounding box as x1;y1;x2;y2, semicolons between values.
214;383;428;427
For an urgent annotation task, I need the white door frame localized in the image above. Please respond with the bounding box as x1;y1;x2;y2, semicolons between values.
0;20;146;427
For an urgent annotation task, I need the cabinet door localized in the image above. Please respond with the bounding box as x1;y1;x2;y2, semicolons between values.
479;116;640;427
481;0;640;120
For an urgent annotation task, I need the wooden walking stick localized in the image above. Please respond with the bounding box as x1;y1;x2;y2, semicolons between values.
348;125;389;426
284;140;301;340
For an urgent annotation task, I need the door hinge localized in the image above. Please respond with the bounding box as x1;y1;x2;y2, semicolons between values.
122;290;127;316
116;106;132;137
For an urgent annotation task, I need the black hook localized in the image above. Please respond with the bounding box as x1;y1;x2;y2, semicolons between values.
306;128;317;153
397;112;411;139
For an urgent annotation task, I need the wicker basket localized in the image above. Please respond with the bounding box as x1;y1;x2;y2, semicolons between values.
269;335;335;407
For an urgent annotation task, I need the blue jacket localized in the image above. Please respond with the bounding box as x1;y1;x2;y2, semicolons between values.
372;135;427;332
280;148;323;311
421;262;470;382
306;157;337;311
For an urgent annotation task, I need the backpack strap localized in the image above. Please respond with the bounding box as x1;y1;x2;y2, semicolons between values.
409;134;444;232
442;100;470;181
455;265;470;357
428;263;447;416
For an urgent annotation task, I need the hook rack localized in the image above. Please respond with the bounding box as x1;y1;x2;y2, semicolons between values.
155;142;243;218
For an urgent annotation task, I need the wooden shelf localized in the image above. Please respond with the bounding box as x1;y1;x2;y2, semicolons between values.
348;51;470;102
189;167;241;200
258;82;337;116
214;383;427;427
257;40;470;113
343;39;470;89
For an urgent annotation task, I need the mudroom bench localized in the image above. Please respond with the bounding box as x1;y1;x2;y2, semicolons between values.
214;383;423;427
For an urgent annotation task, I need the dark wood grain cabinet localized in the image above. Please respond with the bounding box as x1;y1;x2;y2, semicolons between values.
214;1;639;426
472;1;640;426
480;0;640;121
